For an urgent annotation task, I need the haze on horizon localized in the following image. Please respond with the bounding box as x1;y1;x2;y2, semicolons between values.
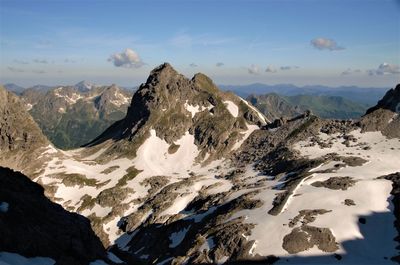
0;0;399;88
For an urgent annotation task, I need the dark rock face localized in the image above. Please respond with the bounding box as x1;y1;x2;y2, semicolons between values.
360;84;400;138
366;84;400;114
0;167;107;265
282;225;338;254
311;177;356;190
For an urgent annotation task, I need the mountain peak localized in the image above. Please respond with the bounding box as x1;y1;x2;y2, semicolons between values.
365;83;400;114
86;63;267;161
74;80;96;92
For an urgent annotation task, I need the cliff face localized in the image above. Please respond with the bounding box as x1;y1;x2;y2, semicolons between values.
0;86;49;172
360;84;400;138
0;166;107;265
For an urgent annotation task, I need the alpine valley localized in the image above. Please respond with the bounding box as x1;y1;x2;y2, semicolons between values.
1;63;400;265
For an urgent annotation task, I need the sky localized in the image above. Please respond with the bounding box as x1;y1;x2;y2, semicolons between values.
0;0;399;88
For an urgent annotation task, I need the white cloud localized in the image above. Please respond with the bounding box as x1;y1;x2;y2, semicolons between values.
341;68;361;75
265;65;277;73
108;48;144;68
189;63;198;67
248;64;260;75
216;62;224;67
367;63;400;76
311;38;345;51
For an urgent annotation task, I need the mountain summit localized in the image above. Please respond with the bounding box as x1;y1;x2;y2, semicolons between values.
87;62;267;161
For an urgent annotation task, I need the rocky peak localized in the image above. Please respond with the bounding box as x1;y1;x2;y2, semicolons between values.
360;84;400;138
74;80;96;92
366;83;400;114
87;63;267;161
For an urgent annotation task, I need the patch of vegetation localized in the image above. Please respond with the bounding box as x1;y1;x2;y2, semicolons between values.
77;194;96;212
61;173;98;187
100;165;120;174
117;166;142;187
96;186;133;207
168;143;180;154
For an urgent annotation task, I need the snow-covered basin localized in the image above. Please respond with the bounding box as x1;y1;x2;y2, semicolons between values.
229;130;400;262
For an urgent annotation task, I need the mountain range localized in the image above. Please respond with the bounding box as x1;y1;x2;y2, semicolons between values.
221;83;387;106
0;63;399;265
247;93;369;120
19;83;133;149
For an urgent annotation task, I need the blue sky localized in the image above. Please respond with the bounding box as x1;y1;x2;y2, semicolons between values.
0;0;399;87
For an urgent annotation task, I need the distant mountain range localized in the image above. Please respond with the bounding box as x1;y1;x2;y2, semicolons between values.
4;82;137;94
220;83;388;106
20;84;133;149
247;93;369;120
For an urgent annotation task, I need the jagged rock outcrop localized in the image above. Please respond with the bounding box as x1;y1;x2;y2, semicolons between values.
365;84;400;114
87;63;267;161
0;167;107;265
360;83;400;138
0;86;49;172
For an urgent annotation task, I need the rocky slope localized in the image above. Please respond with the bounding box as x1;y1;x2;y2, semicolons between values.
0;166;108;265
1;64;399;264
360;84;400;138
22;83;133;149
0;85;49;173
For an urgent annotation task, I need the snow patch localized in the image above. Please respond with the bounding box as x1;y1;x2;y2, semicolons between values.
107;252;123;264
0;202;9;213
223;100;239;118
169;226;191;248
134;129;199;177
240;98;269;124
231;124;259;150
89;260;109;265
0;252;55;265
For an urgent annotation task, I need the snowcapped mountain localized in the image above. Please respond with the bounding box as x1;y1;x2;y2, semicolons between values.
20;84;133;149
0;64;399;265
74;80;97;92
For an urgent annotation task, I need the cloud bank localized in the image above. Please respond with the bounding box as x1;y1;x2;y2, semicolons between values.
367;63;400;75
